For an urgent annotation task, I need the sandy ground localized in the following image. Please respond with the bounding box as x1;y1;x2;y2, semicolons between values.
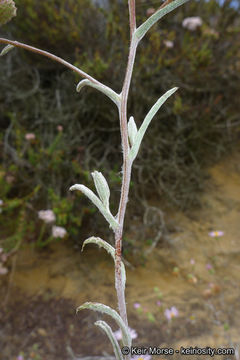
0;148;240;360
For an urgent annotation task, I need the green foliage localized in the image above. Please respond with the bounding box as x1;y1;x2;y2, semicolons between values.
0;0;240;249
0;110;91;247
0;0;17;26
0;174;39;251
9;0;100;65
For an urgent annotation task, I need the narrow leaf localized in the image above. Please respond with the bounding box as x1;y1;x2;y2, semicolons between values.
128;116;138;147
0;44;14;56
95;320;123;360
70;184;119;230
129;87;178;161
77;302;131;347
135;0;190;41
82;236;115;256
91;171;110;210
82;236;126;290
76;79;121;107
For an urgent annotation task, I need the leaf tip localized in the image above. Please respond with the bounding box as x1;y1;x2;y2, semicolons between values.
69;184;82;192
0;44;15;56
76;79;88;92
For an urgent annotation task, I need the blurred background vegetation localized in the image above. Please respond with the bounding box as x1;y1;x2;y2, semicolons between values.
0;0;239;253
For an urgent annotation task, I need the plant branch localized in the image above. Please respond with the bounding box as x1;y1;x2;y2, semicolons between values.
114;2;138;332
128;0;136;39
0;38;103;86
117;38;138;229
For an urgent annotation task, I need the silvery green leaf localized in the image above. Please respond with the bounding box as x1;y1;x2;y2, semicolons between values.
95;320;123;360
129;87;178;162
135;0;190;41
76;79;121;107
77;302;131;347
128;116;138;147
0;44;14;56
82;236;126;290
70;184;119;230
91;171;110;210
82;236;115;255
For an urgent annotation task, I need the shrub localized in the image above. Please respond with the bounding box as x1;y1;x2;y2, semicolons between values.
0;0;239;249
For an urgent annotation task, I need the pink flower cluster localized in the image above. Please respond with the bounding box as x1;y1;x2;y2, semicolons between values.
25;133;36;141
52;225;67;238
38;209;56;223
164;40;174;48
182;17;203;31
38;209;67;238
146;8;155;17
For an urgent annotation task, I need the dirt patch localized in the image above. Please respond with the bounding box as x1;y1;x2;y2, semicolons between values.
1;148;240;359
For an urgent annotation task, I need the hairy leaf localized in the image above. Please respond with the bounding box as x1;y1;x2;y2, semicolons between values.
91;171;110;210
95;320;123;360
135;0;190;41
76;79;121;107
128;116;138;147
0;43;14;56
77;302;131;347
129;87;178;161
70;184;119;230
82;236;126;290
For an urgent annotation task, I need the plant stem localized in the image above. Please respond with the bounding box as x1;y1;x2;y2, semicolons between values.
128;0;136;39
0;38;101;85
114;0;139;333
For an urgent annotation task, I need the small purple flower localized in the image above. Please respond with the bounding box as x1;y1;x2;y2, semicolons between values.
131;355;151;360
114;327;138;341
164;306;179;321
113;329;122;340
208;231;224;237
156;300;162;306
206;263;213;270
129;328;138;339
17;356;24;360
190;258;195;265
133;302;141;309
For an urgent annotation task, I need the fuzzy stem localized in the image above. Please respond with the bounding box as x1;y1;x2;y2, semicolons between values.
0;38;103;86
128;0;136;39
117;37;138;230
114;1;139;334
